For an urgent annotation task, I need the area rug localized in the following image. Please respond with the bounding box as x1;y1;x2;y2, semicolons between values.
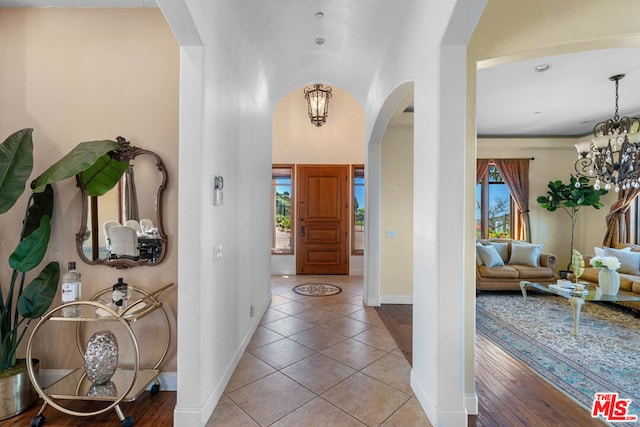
292;283;342;297
476;292;640;425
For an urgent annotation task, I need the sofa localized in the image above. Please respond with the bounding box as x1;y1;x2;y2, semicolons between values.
579;243;640;306
476;238;558;291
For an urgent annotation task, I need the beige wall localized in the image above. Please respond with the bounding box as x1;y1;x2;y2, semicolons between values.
272;85;365;165
0;9;179;371
380;126;413;299
477;138;617;268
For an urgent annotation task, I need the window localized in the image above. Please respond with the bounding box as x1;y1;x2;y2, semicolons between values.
476;163;513;239
352;166;365;255
272;166;294;254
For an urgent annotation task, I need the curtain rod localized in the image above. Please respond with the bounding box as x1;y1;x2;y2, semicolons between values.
479;157;535;161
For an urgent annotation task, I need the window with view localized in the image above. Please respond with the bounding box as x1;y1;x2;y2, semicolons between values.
272;166;293;254
353;166;365;255
476;163;513;239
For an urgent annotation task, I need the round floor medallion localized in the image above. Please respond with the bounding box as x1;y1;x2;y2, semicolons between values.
292;283;342;297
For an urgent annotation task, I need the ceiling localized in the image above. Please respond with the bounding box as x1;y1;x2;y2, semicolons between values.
477;47;640;138
3;2;640;138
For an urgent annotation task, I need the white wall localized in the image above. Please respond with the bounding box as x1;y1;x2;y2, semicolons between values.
162;0;484;425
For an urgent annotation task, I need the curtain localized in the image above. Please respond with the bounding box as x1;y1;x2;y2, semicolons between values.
603;187;640;247
123;165;140;221
476;159;489;184
493;159;531;242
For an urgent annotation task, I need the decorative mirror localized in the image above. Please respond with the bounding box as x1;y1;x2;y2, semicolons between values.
75;137;168;269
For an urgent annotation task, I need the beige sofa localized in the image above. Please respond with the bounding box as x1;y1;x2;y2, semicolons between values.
476;238;558;291
579;243;640;305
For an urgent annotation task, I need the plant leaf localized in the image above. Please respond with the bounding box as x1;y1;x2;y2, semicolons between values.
81;154;128;197
9;215;51;272
0;129;33;214
23;184;54;238
18;262;60;319
31;140;121;193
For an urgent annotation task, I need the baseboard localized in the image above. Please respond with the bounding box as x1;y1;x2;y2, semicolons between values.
411;369;469;426
39;369;177;391
197;290;271;425
380;294;413;304
466;392;478;415
364;296;381;306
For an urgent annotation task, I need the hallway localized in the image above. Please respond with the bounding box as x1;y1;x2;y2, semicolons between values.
207;275;430;426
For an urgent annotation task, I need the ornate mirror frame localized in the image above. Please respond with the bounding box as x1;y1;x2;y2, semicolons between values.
75;137;168;269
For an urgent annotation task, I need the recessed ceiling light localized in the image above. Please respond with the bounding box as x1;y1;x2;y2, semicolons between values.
315;38;325;45
315;11;324;18
532;64;551;73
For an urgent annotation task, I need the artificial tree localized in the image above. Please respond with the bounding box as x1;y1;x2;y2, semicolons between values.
537;175;608;271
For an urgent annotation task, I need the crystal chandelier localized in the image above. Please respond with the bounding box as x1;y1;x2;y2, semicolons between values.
304;84;332;127
574;74;640;192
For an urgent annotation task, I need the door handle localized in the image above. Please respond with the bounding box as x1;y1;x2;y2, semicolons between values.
300;225;305;236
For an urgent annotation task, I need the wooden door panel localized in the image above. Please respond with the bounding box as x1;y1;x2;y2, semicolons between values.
306;228;340;243
296;165;349;275
304;249;342;264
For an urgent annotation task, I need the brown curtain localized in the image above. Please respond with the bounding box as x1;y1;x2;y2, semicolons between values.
493;159;531;242
603;187;640;247
476;159;489;184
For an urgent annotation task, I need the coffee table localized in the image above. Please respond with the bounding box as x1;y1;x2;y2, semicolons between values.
519;280;640;336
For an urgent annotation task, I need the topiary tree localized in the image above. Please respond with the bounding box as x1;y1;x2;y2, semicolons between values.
537;175;608;270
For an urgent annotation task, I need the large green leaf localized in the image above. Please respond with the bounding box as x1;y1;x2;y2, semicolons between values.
31;140;121;193
81;154;128;197
8;215;51;273
18;262;60;319
23;184;54;239
0;129;33;214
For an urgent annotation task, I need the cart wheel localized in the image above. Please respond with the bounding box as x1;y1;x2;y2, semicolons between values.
150;383;160;395
122;416;134;427
30;415;45;427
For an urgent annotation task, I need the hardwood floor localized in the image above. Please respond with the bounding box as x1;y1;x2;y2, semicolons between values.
378;304;605;427
7;391;176;426
375;304;413;365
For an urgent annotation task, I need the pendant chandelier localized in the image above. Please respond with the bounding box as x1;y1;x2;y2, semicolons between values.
574;74;640;192
304;84;332;127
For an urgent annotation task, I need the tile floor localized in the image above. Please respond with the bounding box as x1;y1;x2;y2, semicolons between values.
206;275;431;426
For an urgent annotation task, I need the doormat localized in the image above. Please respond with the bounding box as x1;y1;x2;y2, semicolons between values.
293;283;342;297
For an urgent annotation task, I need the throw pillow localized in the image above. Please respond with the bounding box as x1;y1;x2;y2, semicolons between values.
595;246;630;257
603;246;640;275
476;242;484;266
486;242;509;263
476;244;505;268
508;243;542;267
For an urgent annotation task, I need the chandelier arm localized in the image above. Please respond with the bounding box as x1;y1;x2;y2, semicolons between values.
574;157;593;178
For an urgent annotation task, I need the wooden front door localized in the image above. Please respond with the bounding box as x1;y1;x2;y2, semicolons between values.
296;165;350;275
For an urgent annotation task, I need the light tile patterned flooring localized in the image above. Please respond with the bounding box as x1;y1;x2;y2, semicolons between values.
206;275;431;426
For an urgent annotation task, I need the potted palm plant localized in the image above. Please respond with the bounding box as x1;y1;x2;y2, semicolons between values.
537;175;608;274
0;128;127;419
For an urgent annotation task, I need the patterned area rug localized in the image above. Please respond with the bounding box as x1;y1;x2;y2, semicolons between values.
292;283;342;297
477;292;640;425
